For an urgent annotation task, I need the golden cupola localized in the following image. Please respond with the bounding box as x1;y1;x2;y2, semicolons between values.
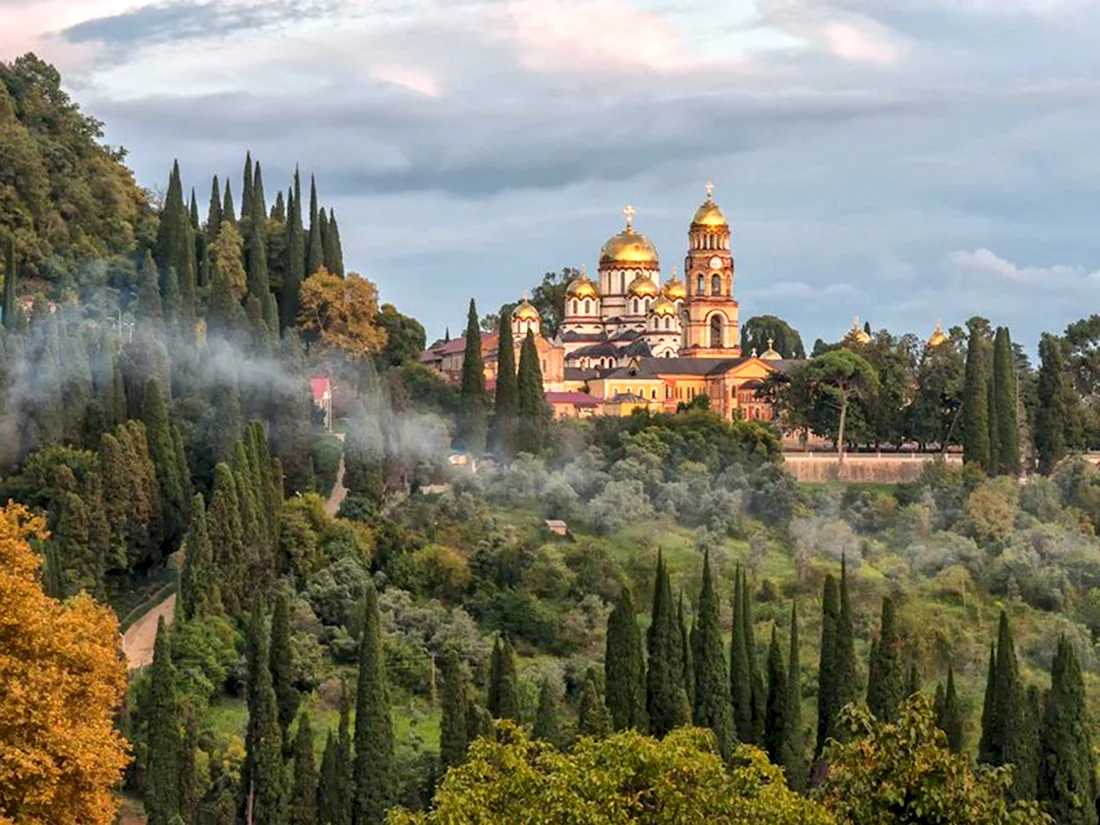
628;274;659;298
650;296;677;317
760;337;783;360
845;317;872;345
663;266;687;301
599;205;659;268
513;298;540;322
566;268;600;300
927;320;947;348
691;181;729;228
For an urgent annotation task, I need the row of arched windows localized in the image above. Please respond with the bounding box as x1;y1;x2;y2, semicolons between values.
692;234;730;251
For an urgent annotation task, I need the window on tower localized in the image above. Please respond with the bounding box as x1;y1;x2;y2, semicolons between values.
711;274;721;295
696;274;704;294
710;314;723;348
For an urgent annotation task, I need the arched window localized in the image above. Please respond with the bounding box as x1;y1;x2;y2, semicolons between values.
651;389;657;399
583;299;590;315
696;274;704;294
710;314;723;348
644;299;651;313
632;298;640;315
711;274;721;295
663;316;670;330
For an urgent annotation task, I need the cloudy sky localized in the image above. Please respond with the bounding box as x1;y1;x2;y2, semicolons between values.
7;0;1100;348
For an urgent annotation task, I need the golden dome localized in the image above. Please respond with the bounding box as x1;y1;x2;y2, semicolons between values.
663;267;687;301
927;320;948;348
566;272;600;300
691;181;728;227
599;205;659;266
760;337;783;361
650;296;677;317
845;317;871;345
513;299;540;322
628;274;659;298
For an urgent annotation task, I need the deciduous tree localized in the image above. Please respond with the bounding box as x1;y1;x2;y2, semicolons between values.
297;269;386;360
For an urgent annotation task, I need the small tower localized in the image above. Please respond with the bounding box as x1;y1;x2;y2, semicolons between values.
681;181;740;356
512;295;541;340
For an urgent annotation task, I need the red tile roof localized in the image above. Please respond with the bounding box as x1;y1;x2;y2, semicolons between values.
545;391;601;408
310;377;331;402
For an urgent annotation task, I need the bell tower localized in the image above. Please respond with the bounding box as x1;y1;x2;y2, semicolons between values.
681;181;740;357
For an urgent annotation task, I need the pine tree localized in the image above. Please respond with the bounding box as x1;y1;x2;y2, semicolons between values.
867;596;904;722
785;602;806;791
993;327;1020;475
578;668;613;738
815;573;838;757
307;176;324;276
533;677;560;744
352;582;394;825
281;168;306;331
516;330;548;454
289;713;318;825
242;598;283;825
457;299;487;456
731;566;754;743
271;589;300;743
764;626;790;769
936;666;965;754
646;554;690;737
692;550;734;759
490;311;518;459
604;585;647;731
487;634;520;721
1036;333;1072;473
145;618;181;825
3;232;17;328
1040;637;1097;824
439;651;468;769
179;493;219;620
962;319;992;472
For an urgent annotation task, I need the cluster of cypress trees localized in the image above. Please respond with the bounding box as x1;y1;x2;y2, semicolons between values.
1035;332;1079;473
961;321;1019;475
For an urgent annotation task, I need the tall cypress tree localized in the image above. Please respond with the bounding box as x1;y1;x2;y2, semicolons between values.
834;558;859;725
253;162;267;221
764;626;790;769
179;493;219;620
318;730;343;825
352;582;394;825
692;550;734;759
209;462;246;616
490;311;518;459
223;180;237;225
289;713;318;825
731;566;754;743
270;590;300;743
679;593;695;711
992;327;1020;475
980;611;1036;799
815;573;839;757
516;329;548;455
142;378;188;547
281;168;306;331
1040;638;1096;825
328;210;345;277
533;677;560;744
439;650;468;769
646;554;690;737
742;570;765;743
604;585;647;731
577;668;613;739
242;598;283;825
867;596;904;722
962;319;992;472
241;152;254;224
457;299;487;456
246;182;271;305
179;712;198;825
935;666;965;754
785;602;806;791
307;176;324;277
207;175;224;240
145;618;181;825
3;232;16;328
1036;333;1072;473
979;643;998;764
318;208;331;271
487;634;519;721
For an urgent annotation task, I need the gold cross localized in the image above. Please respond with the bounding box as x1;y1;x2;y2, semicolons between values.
623;204;635;229
705;180;714;199
579;263;586;275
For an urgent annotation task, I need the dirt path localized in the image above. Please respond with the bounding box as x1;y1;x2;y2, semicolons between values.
324;432;347;517
122;593;177;671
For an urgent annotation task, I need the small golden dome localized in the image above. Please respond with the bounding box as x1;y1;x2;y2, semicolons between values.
845;317;871;345
566;272;599;300
513;299;540;322
663;268;687;301
927;320;947;348
600;205;659;266
691;180;728;227
628;274;659;298
760;337;783;361
650;296;677;317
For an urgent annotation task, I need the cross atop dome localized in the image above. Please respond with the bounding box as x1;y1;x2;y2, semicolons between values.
705;180;714;200
623;204;635;231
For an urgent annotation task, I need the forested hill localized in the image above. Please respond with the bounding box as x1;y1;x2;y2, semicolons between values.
0;54;154;287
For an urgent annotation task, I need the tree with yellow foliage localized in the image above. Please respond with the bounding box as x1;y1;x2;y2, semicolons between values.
296;268;386;360
0;503;130;825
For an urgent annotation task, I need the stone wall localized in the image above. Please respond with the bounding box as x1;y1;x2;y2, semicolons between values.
782;452;962;484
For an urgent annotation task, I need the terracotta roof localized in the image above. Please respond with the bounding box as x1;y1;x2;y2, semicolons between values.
310;377;331;402
545;391;602;407
427;332;499;359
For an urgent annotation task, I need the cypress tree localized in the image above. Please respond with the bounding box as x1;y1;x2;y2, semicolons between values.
253;161;267;220
3;233;16;328
867;596;904;722
223;180;237;225
289;713;318;825
439;651;468;769
281;168;306;331
145;618;181;825
457;299;487;456
578;668;613;739
785;602;806;790
604;585;647;731
962;319;992;471
834;558;859;724
993;327;1020;475
907;662;921;697
242;598;283;825
179;493;220;620
692;550;734;759
143;378;188;547
352;582;394;825
937;666;965;753
533;677;560;744
207;175;223;240
979;643;998;764
335;683;353;825
179;712;198;825
1036;333;1072;473
646;554;690;737
242;152;254;223
246;184;271;304
328;210;345;277
318;208;331;271
139;250;164;325
815;573;839;757
490;310;519;459
1040;637;1097;824
318;730;342;825
741;570;765;743
731;566;753;743
679;593;695;710
980;611;1037;799
764;626;790;769
487;634;519;721
271;590;300;743
307;176;324;276
516;329;548;454
208;462;246;616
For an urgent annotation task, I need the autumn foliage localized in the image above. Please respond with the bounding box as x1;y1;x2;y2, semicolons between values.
0;503;130;825
296;268;387;360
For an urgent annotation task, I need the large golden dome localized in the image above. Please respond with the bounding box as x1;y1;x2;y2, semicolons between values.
566;271;599;300
650;296;677;317
927;320;947;348
628;274;659;298
600;205;659;266
691;181;728;227
513;299;540;322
